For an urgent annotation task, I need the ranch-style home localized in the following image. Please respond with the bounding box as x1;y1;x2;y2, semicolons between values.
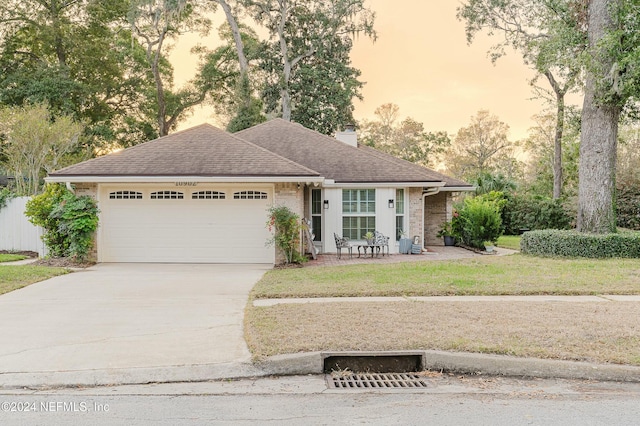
46;119;473;264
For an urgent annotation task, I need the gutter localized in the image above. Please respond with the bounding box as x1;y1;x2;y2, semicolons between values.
45;175;326;185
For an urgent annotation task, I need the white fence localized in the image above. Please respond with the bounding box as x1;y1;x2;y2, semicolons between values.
0;196;46;256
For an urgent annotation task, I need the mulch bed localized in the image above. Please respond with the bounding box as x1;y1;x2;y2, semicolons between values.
31;258;95;268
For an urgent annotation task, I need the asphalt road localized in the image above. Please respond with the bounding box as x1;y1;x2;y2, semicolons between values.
1;374;639;425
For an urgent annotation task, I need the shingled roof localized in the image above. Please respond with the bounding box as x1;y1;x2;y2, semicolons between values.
237;119;472;187
50;124;319;178
49;120;471;189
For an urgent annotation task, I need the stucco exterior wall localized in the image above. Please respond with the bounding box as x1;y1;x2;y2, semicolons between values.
424;192;452;246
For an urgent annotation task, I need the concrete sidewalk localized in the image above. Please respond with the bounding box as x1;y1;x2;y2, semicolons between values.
254;294;640;306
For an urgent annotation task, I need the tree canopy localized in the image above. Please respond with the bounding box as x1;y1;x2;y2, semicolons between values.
445;110;521;182
360;103;450;168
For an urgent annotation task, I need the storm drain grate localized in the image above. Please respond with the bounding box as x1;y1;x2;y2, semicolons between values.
326;373;429;389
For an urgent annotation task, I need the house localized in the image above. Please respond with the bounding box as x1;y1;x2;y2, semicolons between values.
46;119;473;264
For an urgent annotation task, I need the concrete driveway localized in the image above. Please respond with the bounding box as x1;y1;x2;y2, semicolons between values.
0;263;270;385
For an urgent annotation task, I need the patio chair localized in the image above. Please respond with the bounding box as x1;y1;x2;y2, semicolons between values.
334;233;353;259
373;231;390;256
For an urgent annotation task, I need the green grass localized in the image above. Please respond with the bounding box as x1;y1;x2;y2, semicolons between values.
251;254;640;299
496;235;521;250
0;265;70;295
0;253;28;263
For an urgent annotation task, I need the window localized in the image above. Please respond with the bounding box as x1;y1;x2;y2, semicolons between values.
311;188;322;242
233;190;267;200
395;188;405;241
192;191;225;199
150;191;183;200
342;189;375;239
109;191;142;200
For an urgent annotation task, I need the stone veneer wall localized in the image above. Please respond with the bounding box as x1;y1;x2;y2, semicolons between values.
424;192;452;246
73;183;99;262
272;183;304;264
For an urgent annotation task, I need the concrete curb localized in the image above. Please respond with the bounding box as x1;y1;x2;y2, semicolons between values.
256;350;640;383
2;350;639;389
0;362;267;390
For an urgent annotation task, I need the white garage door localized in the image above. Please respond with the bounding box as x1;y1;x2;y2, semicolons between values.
99;186;274;263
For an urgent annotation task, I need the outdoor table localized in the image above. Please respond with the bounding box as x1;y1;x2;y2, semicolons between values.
356;244;385;258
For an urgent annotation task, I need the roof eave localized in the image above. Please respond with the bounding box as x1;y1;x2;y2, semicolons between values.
441;186;476;192
45;175;325;184
321;181;447;188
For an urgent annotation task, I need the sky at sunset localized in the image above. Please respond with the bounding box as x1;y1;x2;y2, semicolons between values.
173;1;580;141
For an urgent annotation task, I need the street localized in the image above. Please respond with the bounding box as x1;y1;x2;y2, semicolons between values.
1;374;639;425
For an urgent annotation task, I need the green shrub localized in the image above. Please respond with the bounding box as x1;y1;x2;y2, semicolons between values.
0;188;15;210
50;192;99;261
266;205;303;264
452;197;503;250
25;184;99;261
502;194;572;235
25;184;69;257
616;185;640;230
521;229;640;258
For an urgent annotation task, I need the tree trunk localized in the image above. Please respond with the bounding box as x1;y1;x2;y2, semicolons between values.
577;0;621;233
150;32;168;137
277;1;292;121
553;92;564;200
543;70;566;200
217;0;248;75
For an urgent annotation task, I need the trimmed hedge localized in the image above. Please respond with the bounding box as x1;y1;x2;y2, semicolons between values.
521;229;640;258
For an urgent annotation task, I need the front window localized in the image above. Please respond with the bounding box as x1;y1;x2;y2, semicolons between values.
395;188;406;241
311;188;322;242
342;189;376;239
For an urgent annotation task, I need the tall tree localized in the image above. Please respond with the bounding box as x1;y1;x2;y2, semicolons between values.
360;103;450;168
245;0;375;132
195;21;266;132
0;0;160;150
457;0;586;199
209;1;267;131
128;0;214;136
445;110;520;181
0;103;84;195
577;0;621;233
523;110;580;197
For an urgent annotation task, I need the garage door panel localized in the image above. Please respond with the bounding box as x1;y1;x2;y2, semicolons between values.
100;186;274;263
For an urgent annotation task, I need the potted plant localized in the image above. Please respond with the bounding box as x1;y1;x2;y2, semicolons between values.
363;231;375;245
436;221;456;246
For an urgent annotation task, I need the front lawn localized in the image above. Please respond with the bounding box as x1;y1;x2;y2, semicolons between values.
246;254;640;365
0;265;70;295
496;235;521;250
0;253;28;263
246;301;640;365
251;254;640;299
